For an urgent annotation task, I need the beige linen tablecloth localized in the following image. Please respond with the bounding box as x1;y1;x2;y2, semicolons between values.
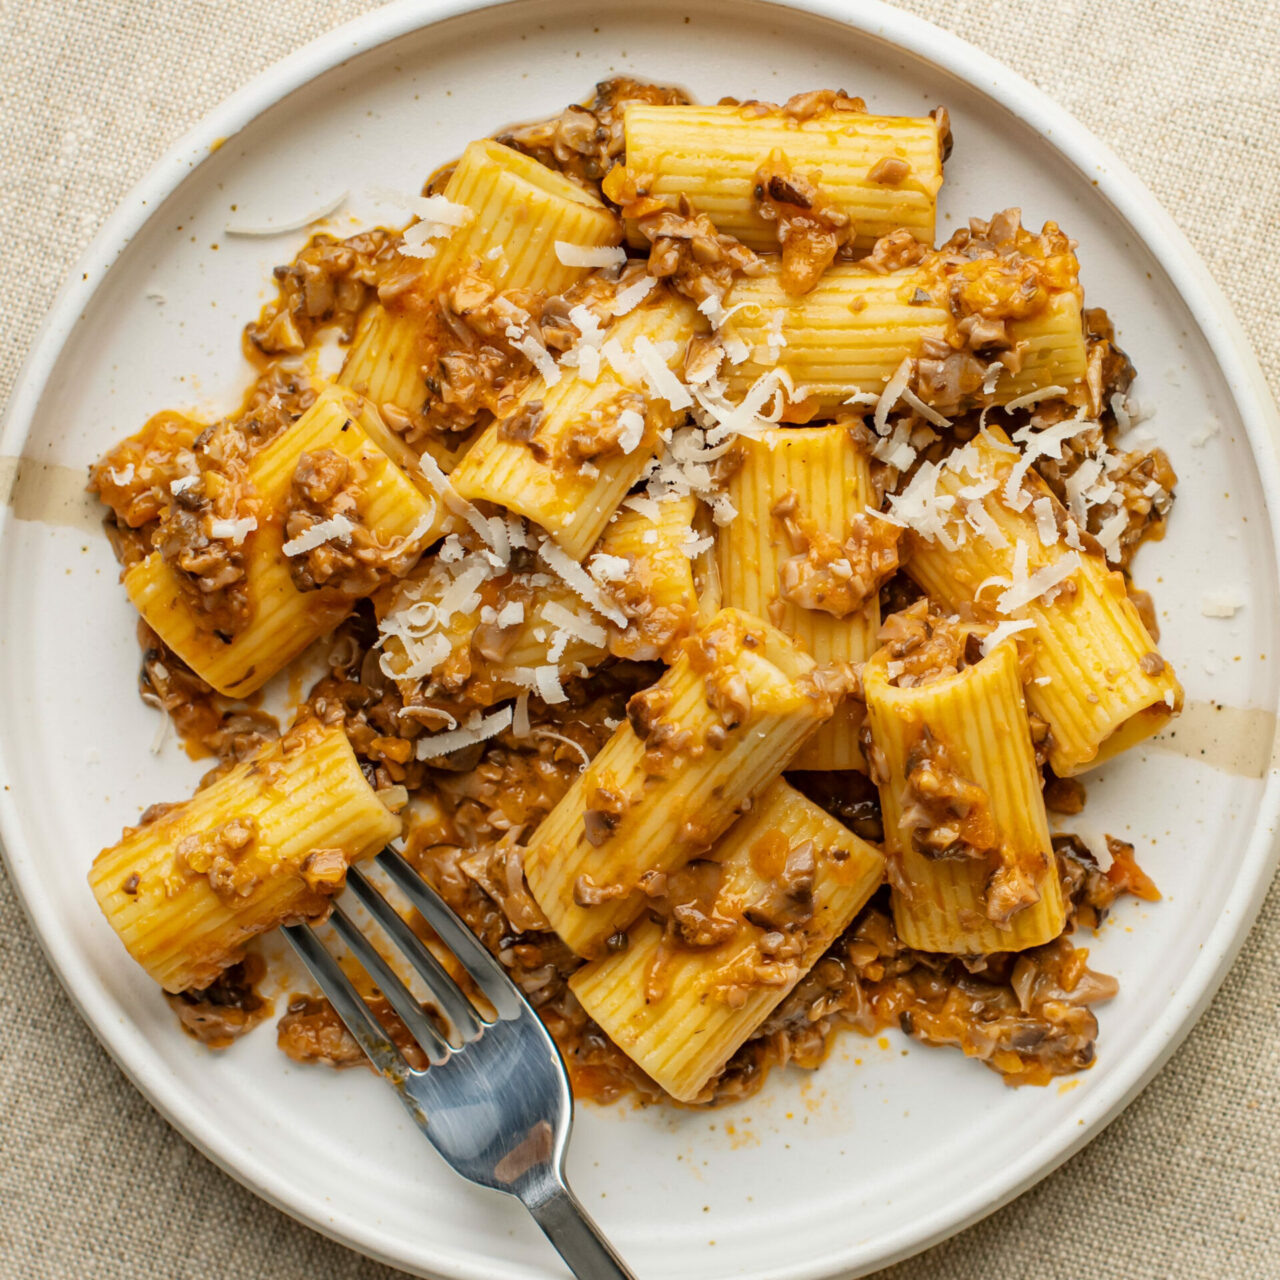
2;1;1278;1276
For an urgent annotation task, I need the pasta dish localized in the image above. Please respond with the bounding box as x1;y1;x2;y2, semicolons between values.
86;80;1178;1107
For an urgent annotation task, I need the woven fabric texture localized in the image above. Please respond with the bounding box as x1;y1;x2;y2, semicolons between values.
1;1;1277;1277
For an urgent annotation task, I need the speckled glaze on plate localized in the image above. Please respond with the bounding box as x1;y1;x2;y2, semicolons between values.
2;2;1278;1277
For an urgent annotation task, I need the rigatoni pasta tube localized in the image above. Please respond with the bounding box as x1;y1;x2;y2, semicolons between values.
450;294;704;559
339;140;620;420
612;100;944;253
718;426;885;770
597;494;702;662
903;428;1182;775
88;721;401;993
721;215;1087;416
863;637;1065;954
523;609;833;957
569;778;885;1103
338;305;431;435
425;139;620;294
723;270;1085;416
125;386;443;697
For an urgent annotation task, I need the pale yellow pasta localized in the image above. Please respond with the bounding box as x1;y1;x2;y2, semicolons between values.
425;139;621;293
88;721;401;993
449;294;704;559
339;139;620;425
597;494;701;661
721;266;1086;416
903;428;1182;775
613;101;944;252
126;386;442;697
718;426;881;770
522;609;832;957
338;305;431;436
569;778;885;1102
863;638;1065;954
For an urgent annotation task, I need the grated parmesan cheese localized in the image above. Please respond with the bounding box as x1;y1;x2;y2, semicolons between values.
1004;384;1068;413
567;303;605;345
512;693;531;737
415;707;512;760
506;514;530;550
900;386;951;429
696;367;791;445
609;274;657;316
588;552;630;583
1033;497;1059;547
697;294;725;326
534;666;568;704
881;461;959;549
1201;587;1246;618
721;333;752;366
1064;457;1103;527
542;600;608;648
874;358;914;435
401;195;474;259
872;420;918;472
622;494;660;521
981;618;1035;655
996;551;1082;615
572;343;602;382
616;407;646;454
680;528;714;559
224;190;348;237
538;538;628;627
435;559;490;621
1003;412;1092;512
418;452;507;561
1093;510;1130;563
554;242;627;269
393;631;453;680
209;516;258;546
712;492;737;525
1109;392;1131;433
633;336;693;410
600;337;640;382
281;514;353;555
963;499;1008;550
512;333;561;387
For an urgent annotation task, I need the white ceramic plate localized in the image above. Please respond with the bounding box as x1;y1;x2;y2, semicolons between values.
3;1;1278;1277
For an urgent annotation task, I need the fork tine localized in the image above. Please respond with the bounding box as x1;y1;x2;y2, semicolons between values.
378;847;524;1019
282;922;412;1080
328;904;452;1065
346;867;484;1044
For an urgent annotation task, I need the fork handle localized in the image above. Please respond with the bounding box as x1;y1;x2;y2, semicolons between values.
523;1177;637;1280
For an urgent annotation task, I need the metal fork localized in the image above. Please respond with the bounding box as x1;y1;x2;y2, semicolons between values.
282;847;635;1279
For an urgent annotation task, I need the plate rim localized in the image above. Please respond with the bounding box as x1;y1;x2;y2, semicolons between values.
2;0;1279;1276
